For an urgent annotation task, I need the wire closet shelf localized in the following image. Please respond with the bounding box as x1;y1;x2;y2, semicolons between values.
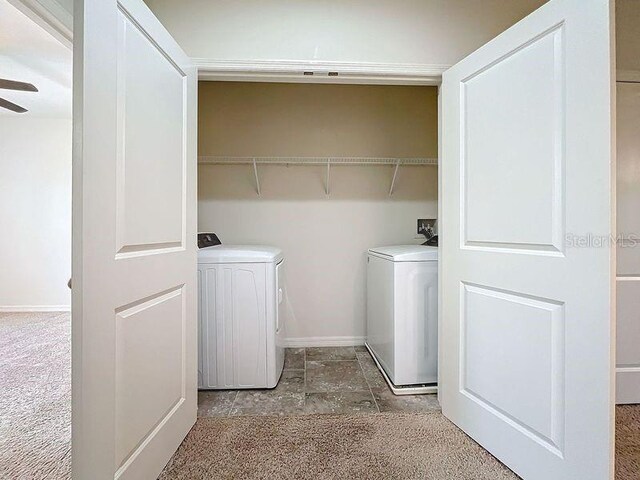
198;156;439;196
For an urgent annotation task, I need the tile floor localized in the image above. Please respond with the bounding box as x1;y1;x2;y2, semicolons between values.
198;346;441;417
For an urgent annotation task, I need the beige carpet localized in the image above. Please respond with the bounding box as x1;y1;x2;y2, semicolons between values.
1;312;639;480
160;407;640;480
159;412;520;480
617;405;640;479
0;312;71;480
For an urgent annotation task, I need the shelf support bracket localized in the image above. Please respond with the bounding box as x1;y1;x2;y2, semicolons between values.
252;158;261;196
325;159;331;196
389;160;401;196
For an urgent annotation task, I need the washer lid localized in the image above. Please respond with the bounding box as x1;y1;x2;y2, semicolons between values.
368;245;438;262
198;245;283;263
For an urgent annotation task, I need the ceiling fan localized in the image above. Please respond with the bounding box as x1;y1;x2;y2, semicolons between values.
0;78;38;113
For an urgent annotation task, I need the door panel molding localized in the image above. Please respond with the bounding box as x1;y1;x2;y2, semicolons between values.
459;282;565;457
459;23;565;256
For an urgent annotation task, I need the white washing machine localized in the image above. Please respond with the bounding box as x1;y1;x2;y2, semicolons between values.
366;245;438;393
198;245;285;389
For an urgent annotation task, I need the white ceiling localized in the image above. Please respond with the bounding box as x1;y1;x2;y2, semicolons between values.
0;0;72;118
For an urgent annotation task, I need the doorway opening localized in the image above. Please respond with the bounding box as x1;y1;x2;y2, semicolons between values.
196;80;440;416
0;0;73;478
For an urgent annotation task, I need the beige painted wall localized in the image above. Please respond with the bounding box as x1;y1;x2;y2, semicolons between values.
198;82;437;342
144;0;546;67
199;82;438;157
617;0;640;72
0;117;71;310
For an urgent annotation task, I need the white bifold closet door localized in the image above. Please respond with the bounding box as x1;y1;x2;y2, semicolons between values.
72;0;197;478
439;0;615;479
616;81;640;404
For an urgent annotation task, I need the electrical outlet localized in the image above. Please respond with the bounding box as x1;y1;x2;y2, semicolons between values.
417;219;437;236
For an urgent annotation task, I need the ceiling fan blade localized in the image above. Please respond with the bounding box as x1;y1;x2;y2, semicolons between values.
0;97;28;113
0;79;38;92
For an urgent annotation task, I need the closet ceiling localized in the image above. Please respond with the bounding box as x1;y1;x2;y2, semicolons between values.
0;0;71;118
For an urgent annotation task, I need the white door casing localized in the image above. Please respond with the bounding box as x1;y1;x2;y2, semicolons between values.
72;0;197;478
616;81;640;404
439;0;614;479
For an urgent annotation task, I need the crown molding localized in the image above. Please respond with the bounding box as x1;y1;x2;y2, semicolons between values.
8;0;72;48
194;58;449;85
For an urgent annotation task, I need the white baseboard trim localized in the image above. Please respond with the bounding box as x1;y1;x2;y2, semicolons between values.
0;305;70;313
616;366;640;404
284;336;366;348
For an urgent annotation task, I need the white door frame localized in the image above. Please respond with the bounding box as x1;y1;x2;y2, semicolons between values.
195;58;447;86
